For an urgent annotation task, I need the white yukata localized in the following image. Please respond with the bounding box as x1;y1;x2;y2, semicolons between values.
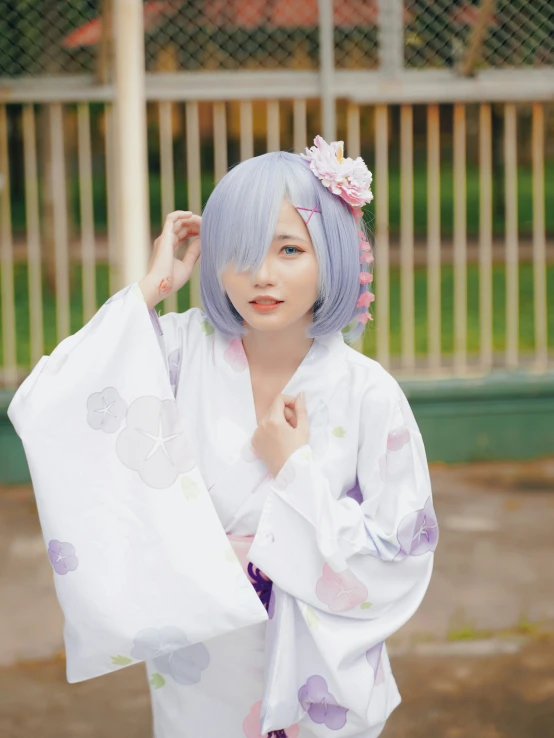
8;282;438;738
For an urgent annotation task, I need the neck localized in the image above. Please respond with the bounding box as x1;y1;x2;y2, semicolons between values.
241;314;315;375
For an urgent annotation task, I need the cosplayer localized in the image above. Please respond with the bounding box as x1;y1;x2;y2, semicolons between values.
8;137;438;738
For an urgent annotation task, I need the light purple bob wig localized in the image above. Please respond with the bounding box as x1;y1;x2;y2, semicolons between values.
199;151;374;345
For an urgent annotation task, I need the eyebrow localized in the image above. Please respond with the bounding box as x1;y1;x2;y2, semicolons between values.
273;233;311;244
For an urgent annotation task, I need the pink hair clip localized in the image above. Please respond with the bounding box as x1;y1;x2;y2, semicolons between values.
295;205;321;224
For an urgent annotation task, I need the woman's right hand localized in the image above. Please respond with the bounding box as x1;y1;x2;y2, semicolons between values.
139;210;201;309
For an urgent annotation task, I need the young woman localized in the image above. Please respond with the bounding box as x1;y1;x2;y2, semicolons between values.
8;138;438;738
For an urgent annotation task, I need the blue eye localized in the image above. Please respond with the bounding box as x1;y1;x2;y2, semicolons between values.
282;246;302;255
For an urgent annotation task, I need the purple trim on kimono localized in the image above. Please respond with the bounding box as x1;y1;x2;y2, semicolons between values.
149;308;164;337
228;534;274;617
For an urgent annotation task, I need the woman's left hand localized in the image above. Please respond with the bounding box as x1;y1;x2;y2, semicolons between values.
251;392;310;478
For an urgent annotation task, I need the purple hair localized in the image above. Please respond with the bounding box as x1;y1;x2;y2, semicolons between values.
199;151;373;344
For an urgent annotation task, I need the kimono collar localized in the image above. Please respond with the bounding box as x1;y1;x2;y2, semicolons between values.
212;323;348;434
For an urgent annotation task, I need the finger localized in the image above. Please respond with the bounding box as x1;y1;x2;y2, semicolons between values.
268;393;286;424
294;391;309;430
166;210;192;222
181;236;201;269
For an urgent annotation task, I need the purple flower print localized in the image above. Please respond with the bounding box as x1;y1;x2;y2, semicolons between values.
131;627;210;686
48;539;78;575
168;348;181;388
298;675;348;730
396;496;439;557
116;396;195;489
346;477;363;505
316;563;368;612
87;387;128;434
366;642;385;686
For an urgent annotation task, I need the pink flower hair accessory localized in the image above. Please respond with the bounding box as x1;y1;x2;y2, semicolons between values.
296;135;376;330
300;135;373;208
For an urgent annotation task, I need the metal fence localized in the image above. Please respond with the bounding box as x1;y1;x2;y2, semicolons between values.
0;1;553;388
1;0;553;77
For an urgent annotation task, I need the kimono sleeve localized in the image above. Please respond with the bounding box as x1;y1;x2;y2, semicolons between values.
248;376;438;629
7;282;268;684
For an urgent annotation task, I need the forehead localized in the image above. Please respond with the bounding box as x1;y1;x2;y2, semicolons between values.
273;197;313;243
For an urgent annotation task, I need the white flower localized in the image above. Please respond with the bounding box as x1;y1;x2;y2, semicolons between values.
301;135;374;208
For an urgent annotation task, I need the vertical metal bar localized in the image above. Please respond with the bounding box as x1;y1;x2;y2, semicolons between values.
213;101;228;183
400;105;415;370
427;104;441;371
479;103;493;371
532;103;547;372
0;104;17;385
377;0;404;74
453;103;467;373
104;103;119;294
240;101;254;161
77;103;97;324
318;0;336;140
49;103;71;343
346;103;361;158
504;103;518;369
374;105;390;369
22;104;44;366
266;100;280;152
293;98;307;153
159;100;177;313
114;0;149;286
185;101;201;308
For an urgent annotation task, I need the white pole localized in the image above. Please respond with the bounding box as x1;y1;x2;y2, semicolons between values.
318;0;336;140
113;0;149;287
378;0;404;75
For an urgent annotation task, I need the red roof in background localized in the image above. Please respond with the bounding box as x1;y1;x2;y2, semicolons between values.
63;0;416;47
63;1;180;48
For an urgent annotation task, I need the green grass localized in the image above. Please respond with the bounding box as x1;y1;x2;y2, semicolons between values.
8;160;554;239
1;261;552;371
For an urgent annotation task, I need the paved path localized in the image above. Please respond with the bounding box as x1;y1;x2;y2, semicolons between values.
1;456;554;736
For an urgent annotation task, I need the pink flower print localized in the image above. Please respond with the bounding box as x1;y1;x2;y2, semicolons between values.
316;563;368;612
366;642;385;686
224;338;248;371
131;627;210;686
298;675;348;731
387;425;410;452
48;540;78;575
243;701;299;738
87;387;128;433
116;396;195;489
396;496;439;557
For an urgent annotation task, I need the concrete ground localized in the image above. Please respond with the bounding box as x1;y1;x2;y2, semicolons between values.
1;456;554;737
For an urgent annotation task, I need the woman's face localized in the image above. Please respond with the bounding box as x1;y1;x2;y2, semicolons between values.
221;197;320;332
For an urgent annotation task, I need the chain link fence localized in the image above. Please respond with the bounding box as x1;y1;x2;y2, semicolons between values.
1;0;553;78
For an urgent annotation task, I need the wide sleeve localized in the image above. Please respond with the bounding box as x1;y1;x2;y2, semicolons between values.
7;282;268;684
248;378;438;735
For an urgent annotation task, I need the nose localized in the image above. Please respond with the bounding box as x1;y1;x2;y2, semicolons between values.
250;255;277;286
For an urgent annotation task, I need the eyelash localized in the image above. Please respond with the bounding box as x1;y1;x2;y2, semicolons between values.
281;246;303;255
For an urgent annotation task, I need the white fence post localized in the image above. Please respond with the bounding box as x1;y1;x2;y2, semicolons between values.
378;0;404;75
113;0;149;288
318;0;336;140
